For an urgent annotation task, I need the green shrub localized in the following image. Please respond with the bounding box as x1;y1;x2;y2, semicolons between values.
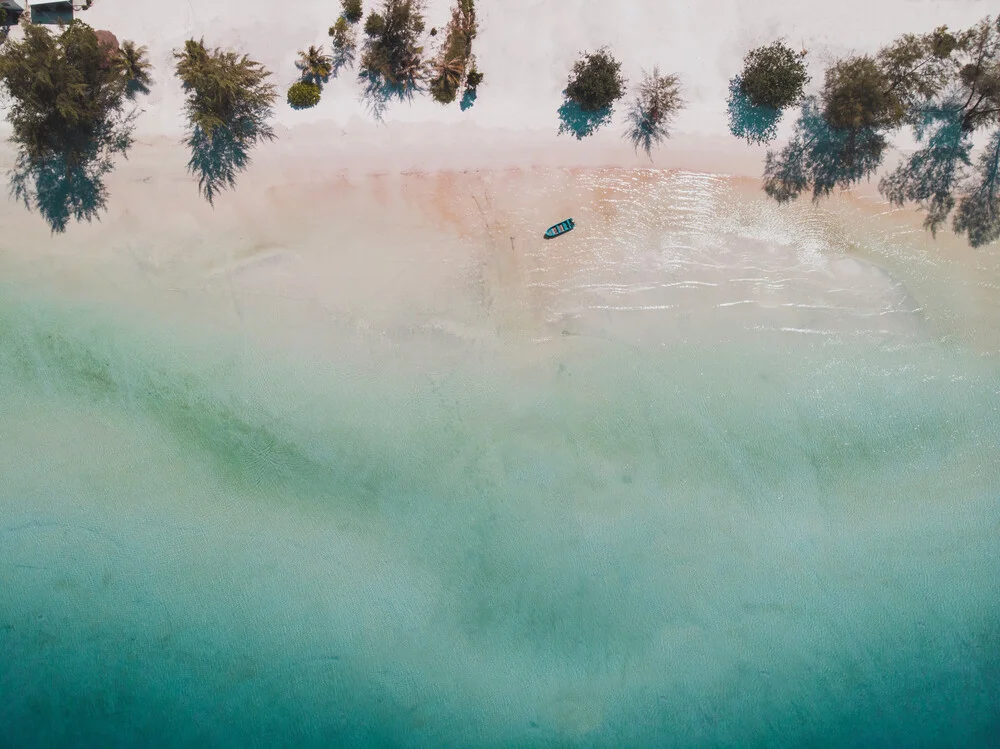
465;67;482;88
739;42;809;110
287;80;321;108
565;48;625;112
342;0;363;23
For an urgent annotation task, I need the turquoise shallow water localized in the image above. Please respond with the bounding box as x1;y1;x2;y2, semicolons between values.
1;172;999;747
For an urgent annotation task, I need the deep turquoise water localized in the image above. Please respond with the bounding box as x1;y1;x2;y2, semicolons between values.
1;173;999;747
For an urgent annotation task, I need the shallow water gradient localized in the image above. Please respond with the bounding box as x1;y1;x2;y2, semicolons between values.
1;172;999;747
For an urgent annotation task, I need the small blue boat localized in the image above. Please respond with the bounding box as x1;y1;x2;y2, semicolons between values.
544;218;575;239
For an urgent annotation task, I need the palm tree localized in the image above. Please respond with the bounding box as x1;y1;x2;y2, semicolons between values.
117;40;153;99
296;45;333;85
430;56;464;103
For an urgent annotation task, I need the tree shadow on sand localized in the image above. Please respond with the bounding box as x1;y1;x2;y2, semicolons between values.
727;77;782;145
882;111;1000;248
763;96;888;203
951;129;1000;247
460;87;477;111
333;46;356;77
557;98;612;140
879;104;974;235
359;70;418;122
8;113;137;233
185;120;275;205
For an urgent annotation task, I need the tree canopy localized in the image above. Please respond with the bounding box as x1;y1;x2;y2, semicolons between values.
360;0;426;93
342;0;363;24
118;40;153;99
429;0;476;105
1;22;129;163
329;17;357;72
762;15;1000;247
296;44;333;85
565;48;625;112
287;80;321;109
0;21;149;231
173;39;277;202
739;41;808;110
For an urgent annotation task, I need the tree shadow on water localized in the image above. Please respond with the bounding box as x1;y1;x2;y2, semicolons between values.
557;99;612;140
727;77;782;145
186;119;275;205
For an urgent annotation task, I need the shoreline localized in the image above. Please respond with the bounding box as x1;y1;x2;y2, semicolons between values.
3;148;998;356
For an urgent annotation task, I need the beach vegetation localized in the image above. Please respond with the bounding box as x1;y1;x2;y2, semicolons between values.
821;56;902;131
173;38;277;203
329;17;357;72
727;41;806;144
287;80;321;108
565;48;625;112
625;67;684;157
429;0;477;105
342;0;363;24
465;65;482;89
739;41;809;110
359;0;427;118
763;15;1000;247
296;44;334;85
460;58;480;110
364;12;386;37
118;40;152;99
879;17;1000;246
0;20;149;232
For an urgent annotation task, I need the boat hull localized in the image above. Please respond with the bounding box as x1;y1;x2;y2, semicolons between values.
543;218;575;239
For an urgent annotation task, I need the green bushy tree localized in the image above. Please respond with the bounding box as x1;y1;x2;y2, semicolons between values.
287;80;321;108
565;48;625;112
739;41;808;110
0;21;150;231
